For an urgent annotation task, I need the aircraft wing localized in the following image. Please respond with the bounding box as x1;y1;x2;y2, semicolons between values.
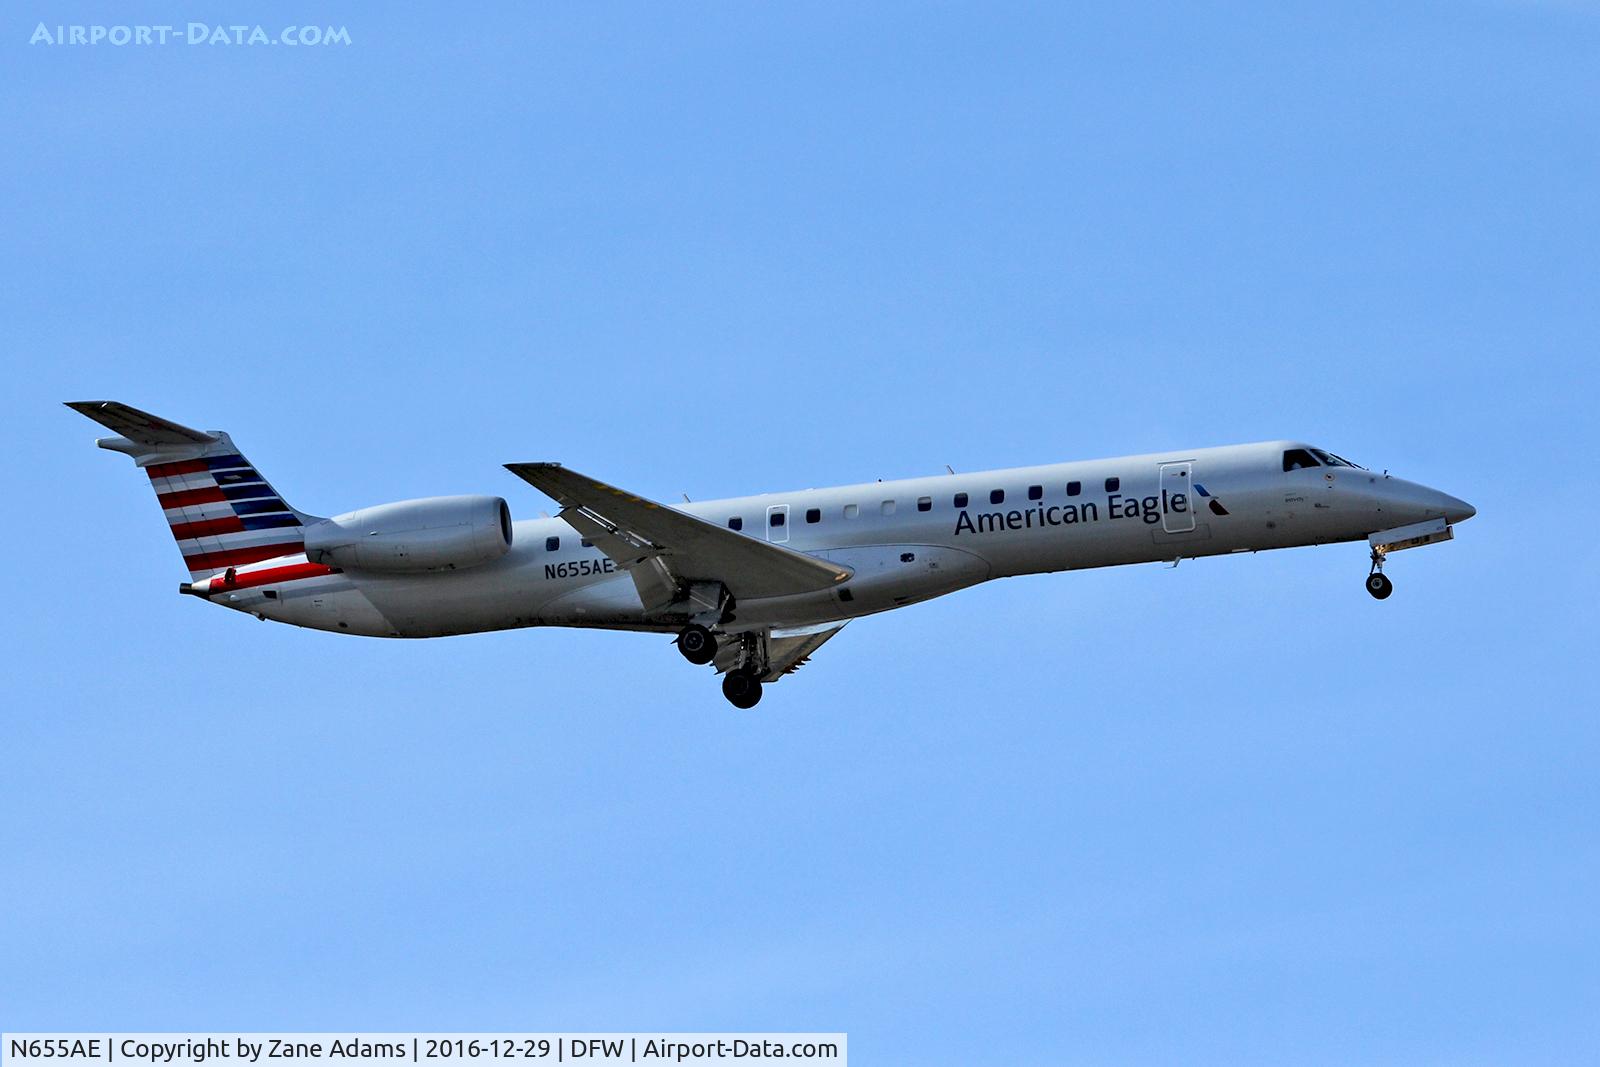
504;463;852;612
713;622;849;683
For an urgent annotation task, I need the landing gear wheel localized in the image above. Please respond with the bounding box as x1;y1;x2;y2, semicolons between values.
677;624;717;665
1366;572;1393;600
721;669;763;709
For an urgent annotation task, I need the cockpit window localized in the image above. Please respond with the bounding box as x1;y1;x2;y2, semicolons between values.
1310;448;1363;469
1282;448;1321;472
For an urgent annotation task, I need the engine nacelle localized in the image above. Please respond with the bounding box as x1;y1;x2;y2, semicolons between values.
303;495;512;574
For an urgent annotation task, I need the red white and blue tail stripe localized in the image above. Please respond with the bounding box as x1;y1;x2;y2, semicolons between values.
67;401;331;583
146;451;307;576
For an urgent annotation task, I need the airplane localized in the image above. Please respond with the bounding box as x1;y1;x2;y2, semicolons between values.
68;401;1475;708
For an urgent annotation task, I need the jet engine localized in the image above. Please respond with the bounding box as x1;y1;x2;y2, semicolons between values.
303;495;513;574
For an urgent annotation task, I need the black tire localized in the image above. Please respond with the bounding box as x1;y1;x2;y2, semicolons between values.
1366;573;1393;600
721;669;763;709
677;624;717;665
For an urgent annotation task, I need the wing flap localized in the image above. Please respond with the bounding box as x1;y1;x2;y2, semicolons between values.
554;506;681;613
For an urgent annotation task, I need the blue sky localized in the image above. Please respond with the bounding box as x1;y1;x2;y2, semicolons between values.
3;3;1597;1062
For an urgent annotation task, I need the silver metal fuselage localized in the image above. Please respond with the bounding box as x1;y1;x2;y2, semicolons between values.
230;440;1474;639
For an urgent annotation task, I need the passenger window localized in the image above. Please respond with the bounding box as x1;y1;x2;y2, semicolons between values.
1027;485;1043;501
581;539;592;548
1105;477;1119;492
806;507;821;524
917;496;932;512
727;517;742;531
954;492;968;508
844;503;859;518
769;511;786;528
881;500;895;515
1067;481;1081;497
545;536;560;551
990;489;1005;505
1282;448;1321;472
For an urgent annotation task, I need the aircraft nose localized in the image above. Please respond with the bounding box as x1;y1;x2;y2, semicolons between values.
1387;479;1476;525
1431;489;1476;524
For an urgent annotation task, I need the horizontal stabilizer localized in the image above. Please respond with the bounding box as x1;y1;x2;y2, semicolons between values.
64;401;217;447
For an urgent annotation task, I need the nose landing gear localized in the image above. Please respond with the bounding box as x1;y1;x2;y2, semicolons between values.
1366;550;1393;600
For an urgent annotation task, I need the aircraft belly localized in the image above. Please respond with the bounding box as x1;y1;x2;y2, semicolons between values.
248;577;399;637
737;544;991;625
341;560;591;637
537;573;649;627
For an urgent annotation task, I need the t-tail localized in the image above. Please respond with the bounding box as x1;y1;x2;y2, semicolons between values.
66;401;324;590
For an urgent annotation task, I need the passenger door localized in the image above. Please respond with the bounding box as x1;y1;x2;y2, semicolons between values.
1159;462;1197;534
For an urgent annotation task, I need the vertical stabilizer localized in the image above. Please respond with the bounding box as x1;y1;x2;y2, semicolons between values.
67;401;315;578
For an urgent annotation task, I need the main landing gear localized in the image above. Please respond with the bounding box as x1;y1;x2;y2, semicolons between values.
1366;550;1393;600
675;623;766;708
676;623;717;665
721;668;763;709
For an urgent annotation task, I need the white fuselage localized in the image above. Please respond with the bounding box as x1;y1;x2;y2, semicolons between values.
223;440;1473;639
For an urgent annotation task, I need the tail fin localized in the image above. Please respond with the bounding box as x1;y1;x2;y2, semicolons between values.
67;401;315;578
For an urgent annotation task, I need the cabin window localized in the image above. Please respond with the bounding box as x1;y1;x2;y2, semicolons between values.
838;587;854;602
805;507;821;524
953;492;968;508
581;539;592;548
545;536;560;551
1282;448;1321;472
728;517;742;531
917;496;932;512
1067;481;1081;497
881;500;896;515
769;511;786;528
990;489;1005;505
1027;485;1043;501
1104;477;1119;492
844;503;859;518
